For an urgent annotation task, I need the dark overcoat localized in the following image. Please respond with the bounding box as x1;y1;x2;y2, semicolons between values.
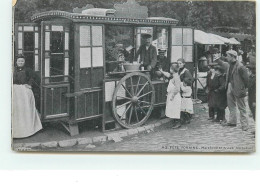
207;73;227;109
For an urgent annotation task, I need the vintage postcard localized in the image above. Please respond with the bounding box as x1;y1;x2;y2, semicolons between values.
12;0;256;152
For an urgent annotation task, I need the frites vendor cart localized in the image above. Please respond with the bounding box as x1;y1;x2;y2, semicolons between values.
14;2;194;136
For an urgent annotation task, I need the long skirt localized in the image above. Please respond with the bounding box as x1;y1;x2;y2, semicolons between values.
165;93;181;119
12;85;42;138
181;97;194;114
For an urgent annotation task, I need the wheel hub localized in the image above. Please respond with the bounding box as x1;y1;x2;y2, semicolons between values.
131;96;138;103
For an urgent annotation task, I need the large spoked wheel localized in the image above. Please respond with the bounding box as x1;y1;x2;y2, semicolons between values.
112;72;155;129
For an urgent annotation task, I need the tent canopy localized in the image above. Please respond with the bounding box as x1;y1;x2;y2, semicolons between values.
195;30;241;45
229;37;241;45
194;30;224;45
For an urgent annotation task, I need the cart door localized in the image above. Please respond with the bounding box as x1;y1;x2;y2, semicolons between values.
14;23;41;110
41;21;71;120
170;27;194;73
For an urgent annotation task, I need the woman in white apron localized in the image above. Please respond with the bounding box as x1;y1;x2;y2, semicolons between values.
160;63;182;129
13;54;42;138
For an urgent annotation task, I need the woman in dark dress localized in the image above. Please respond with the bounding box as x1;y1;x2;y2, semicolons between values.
13;54;42;138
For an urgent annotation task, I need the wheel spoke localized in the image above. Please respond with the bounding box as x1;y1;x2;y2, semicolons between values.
130;76;134;95
137;103;146;115
116;95;131;100
128;105;133;124
120;103;132;120
138;100;151;105
121;84;132;97
136;81;149;97
138;91;152;99
135;76;141;95
116;100;131;110
134;105;139;123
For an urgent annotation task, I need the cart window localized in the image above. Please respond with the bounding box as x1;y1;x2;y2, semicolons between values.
92;26;103;46
50;54;64;76
171;27;193;63
42;24;70;84
15;24;40;71
79;24;104;89
24;32;34;51
80;26;91;46
80;48;91;68
51;31;64;53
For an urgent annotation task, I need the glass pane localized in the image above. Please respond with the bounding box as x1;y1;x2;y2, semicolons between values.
80;25;91;46
45;58;50;77
171;28;182;45
35;33;38;48
52;25;63;31
18;32;23;49
35;55;39;71
24;26;34;31
51;32;64;53
171;46;182;63
24;52;34;69
64;58;69;75
45;32;50;50
183;46;193;62
80;47;91;68
183;28;193;45
24;32;34;51
50;54;64;76
65;32;69;50
92;47;103;67
92;26;103;46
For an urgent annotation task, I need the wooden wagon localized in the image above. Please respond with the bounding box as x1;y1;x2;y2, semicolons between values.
14;3;194;136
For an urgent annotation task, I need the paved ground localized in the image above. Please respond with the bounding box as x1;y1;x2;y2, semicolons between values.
56;103;256;153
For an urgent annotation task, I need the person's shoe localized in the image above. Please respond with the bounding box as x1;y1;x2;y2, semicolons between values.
242;126;249;131
212;119;220;122
208;117;214;120
172;122;181;129
222;122;237;127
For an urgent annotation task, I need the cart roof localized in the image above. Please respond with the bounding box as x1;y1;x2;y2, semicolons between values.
31;10;179;26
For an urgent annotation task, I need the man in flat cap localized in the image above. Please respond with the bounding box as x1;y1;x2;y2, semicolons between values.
135;34;157;71
224;50;249;131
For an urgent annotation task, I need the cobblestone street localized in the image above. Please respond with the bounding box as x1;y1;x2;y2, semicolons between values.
67;104;255;153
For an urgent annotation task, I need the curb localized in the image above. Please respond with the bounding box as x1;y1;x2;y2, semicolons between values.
13;118;172;151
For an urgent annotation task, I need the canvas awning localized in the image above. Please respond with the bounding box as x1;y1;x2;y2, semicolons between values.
229;37;241;45
194;30;224;45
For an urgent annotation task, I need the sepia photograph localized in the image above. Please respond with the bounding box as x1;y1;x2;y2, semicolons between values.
12;0;256;153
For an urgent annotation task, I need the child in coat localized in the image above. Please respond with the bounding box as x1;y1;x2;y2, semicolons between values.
206;63;218;120
214;65;227;123
160;63;182;129
180;77;194;124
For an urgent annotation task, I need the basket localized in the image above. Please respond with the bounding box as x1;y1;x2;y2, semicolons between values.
123;63;141;71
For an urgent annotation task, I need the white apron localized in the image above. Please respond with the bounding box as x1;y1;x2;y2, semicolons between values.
165;78;181;119
12;85;42;138
181;98;194;114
